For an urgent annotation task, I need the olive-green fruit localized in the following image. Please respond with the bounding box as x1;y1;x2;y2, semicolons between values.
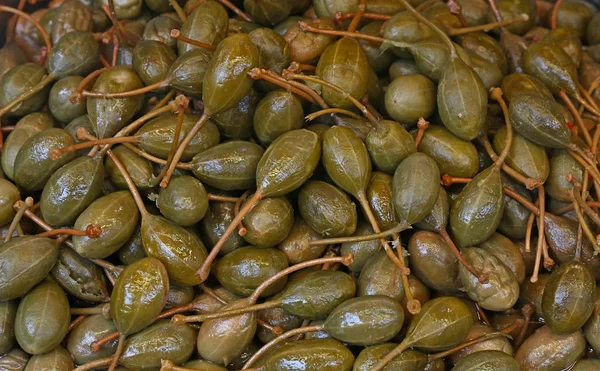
87;67;144;138
212;87;259;139
73;191;139;259
51;247;109;302
508;93;571;148
479;233;525;283
119;320;196;369
0;63;50;117
257;129;321;197
0;180;19;227
354;344;427;371
385;74;437;126
498;174;532;238
165;283;195;310
383;11;434;57
415;188;449;233
157;175;208;226
367;172;398;230
519;273;549;317
0;44;27;80
0;348;28;370
105;145;155;190
452;350;519;371
24;346;73;371
283;18;337;64
0;236;59;300
260;338;354;371
416;125;479;177
197;299;256;365
324;296;404;346
466;52;503;90
460;248;519;311
393;152;441;224
543;28;582;67
0;301;16;355
359;22;394;74
202;33;259;114
408;231;460;292
278;218;325;264
523;43;579;97
552;0;595;39
358;251;405;301
67;314;118;365
572;360;600;371
456;32;507;75
546;149;585;202
13;128;76;191
404;296;474;351
249;28;292;92
177;1;228;55
1;113;54;180
340;221;381;272
542;262;595;333
15;281;70;355
189;141;264;191
450;166;504;247
201;201;246;255
143;15;181;49
313;0;358;17
257;307;302;344
141;215;208;286
515;326;585;371
215;246;289;297
111;257;169;335
298;181;357;238
244;0;291;25
167;49;213;97
48;76;86;123
366;120;416;174
316;37;370;109
449;324;513;365
132;40;176;87
493;128;549;182
253;90;303;145
280;270;356;319
242;196;294;247
118;226;146;265
584;305;600;353
501;73;554;102
40;156;104;227
183;360;228;370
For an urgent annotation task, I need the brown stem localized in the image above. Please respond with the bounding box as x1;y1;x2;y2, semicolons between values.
574;94;600;127
551;201;600;215
414;118;430;148
196;192;263;282
571;190;600;255
82;79;169;99
491;88;513;168
305;108;362;121
371;339;411;371
346;0;366;32
428;320;522;361
440;228;488;283
308;222;410;246
525;209;535;253
361;95;384;121
111;33;118;66
4;197;33;243
503;187;540;215
531;186;546;282
160;112;210;188
0;6;51;55
446;14;529;35
105;149;149;216
567;150;600;188
242;325;323;369
71;304;110;317
168;0;187;21
580;86;600;113
234;190;251;237
50;129;139;159
560;91;593;147
335;11;391;25
440;174;472;187
73;357;112;371
551;0;564;29
248;68;315;103
172;300;281;325
447;0;468;26
37;224;102;238
170;29;216;51
155;109;185;183
207;194;240;203
70;68;109;104
298;21;384;43
514;304;534;348
475;303;491;326
107;334;125;371
67;315;86;333
91;331;120;352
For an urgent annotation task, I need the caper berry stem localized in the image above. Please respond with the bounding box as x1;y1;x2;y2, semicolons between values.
172;299;281;324
248;68;316;103
37;224;102;238
107;334;126;371
102;3;139;45
346;0;367;33
167;0;187;21
67;315;87;333
371;339;411;371
170;29;216;51
551;0;565;30
206;194;241;203
242;325;323;369
414;118;430;147
566;149;600;188
446;14;529;36
530;185;546;283
70;67;109;104
105;149;150;217
0;73;56;119
440;228;488;283
305;108;363;122
15;202;74;249
475;303;491;326
0;6;52;57
154;109;185;183
297;22;384;43
428;320;522;361
234;190;250;236
560;91;594;147
570;178;600;228
335;11;391;28
90;331;121;352
447;0;468;27
308;222;410;246
81;79;169;99
4;197;32;243
571;189;600;255
161;112;210;188
150;90;177;112
49;128;139;159
503;187;540;215
118;142;190;171
216;0;252;22
71;304;110;317
73;357;112;371
525;208;535;253
99;55;111;68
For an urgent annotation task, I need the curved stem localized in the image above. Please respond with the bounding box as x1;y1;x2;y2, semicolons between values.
491;88;513;168
530;186;546;282
73;357;112;371
571;181;600;228
571;190;600;255
574;94;600;124
567;150;600;188
155;109;184;182
446;14;529;36
414;118;430;148
248;68;315;103
234;190;250;236
309;223;410;246
305;108;362;122
37;224;102;238
440;228;488;283
107;334;125;371
283;72;379;126
82;79;169;99
503;187;540;215
15;203;73;249
447;0;468;27
580;85;600;113
67;315;87;333
99;55;111;68
4;197;33;243
298;21;384;42
122;143;191;170
168;0;187;21
346;0;366;32
335;11;391;26
160;112;210;188
196;192;263;282
0;74;55;118
172;300;281;324
475;303;491;326
105;149;149;217
70;68;109;103
160;360;196;371
50;129;139;159
525;209;535;253
560;91;593;147
91;331;120;352
242;326;323;369
286;62;316;73
551;0;564;30
170;29;216;51
372;339;411;371
150;90;177;113
207;194;240;203
0;5;51;55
